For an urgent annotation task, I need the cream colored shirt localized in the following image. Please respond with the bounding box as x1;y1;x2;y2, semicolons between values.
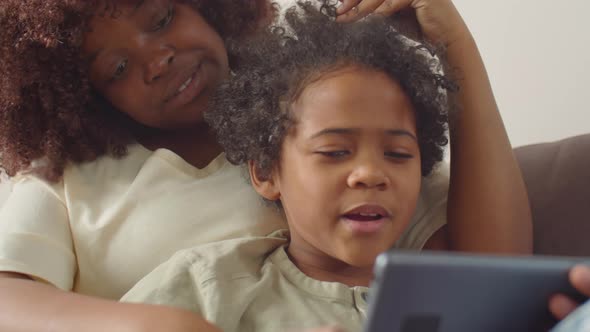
123;231;373;332
0;145;285;298
0;144;447;299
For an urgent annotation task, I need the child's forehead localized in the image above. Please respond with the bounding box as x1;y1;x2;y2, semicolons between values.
289;67;416;134
289;63;380;102
297;65;401;103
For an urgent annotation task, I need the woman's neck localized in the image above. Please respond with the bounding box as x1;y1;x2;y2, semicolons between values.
135;122;222;169
286;239;374;287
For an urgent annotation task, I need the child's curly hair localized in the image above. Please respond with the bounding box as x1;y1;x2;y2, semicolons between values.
206;1;456;179
0;0;271;181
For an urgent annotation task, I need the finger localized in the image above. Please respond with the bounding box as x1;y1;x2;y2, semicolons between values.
316;327;345;332
549;294;579;320
337;0;362;15
374;0;411;16
336;0;383;23
570;265;590;297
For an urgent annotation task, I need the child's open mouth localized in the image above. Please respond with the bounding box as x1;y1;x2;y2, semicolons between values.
343;212;384;222
341;204;391;234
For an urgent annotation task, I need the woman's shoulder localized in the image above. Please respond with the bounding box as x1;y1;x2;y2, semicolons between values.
6;143;165;208
9;144;151;186
64;143;153;183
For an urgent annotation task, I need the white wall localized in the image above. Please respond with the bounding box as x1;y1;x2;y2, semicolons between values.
454;0;590;147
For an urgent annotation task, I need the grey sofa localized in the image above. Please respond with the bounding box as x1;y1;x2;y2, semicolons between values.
514;133;590;257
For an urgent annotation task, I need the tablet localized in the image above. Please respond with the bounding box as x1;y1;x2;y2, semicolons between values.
364;251;588;332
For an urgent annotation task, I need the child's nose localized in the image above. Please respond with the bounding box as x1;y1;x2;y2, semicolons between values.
347;162;390;190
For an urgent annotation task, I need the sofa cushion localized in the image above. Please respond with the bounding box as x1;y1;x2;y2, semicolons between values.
514;134;590;257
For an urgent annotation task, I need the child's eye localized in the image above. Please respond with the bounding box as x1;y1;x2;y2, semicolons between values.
152;4;175;31
317;151;350;158
385;151;414;159
109;59;128;82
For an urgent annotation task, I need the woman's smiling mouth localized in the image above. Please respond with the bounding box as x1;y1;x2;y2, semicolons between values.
164;62;207;109
176;75;194;94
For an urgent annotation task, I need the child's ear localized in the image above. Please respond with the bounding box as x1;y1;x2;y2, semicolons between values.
248;160;280;201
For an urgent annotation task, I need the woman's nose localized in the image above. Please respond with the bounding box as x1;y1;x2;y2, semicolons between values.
346;162;390;190
145;47;175;84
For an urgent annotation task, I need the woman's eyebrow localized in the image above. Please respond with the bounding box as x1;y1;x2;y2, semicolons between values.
87;50;101;65
132;0;147;15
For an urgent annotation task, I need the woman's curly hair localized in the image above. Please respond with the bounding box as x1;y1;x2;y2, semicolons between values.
206;1;457;179
0;0;271;181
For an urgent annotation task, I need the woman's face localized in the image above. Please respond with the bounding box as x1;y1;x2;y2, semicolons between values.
83;0;229;129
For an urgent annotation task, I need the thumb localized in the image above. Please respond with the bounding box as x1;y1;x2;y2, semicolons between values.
549;294;579;320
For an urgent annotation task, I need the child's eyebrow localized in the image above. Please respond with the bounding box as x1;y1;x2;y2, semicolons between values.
386;129;417;141
309;128;355;139
309;128;417;141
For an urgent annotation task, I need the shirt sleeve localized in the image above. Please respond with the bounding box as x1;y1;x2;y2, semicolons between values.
121;252;205;315
394;161;449;250
0;171;12;207
0;175;76;290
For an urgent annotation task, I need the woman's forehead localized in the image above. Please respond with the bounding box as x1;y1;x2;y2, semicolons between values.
94;0;142;15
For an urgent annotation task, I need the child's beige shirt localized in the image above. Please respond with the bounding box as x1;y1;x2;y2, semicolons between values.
123;231;368;332
122;229;434;332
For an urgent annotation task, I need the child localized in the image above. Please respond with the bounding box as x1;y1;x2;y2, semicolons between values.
122;2;527;331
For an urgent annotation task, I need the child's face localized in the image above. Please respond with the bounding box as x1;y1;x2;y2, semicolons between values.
83;0;229;129
254;66;422;268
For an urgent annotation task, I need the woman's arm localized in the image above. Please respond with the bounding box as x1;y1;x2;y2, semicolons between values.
429;1;532;253
0;273;221;332
421;1;533;253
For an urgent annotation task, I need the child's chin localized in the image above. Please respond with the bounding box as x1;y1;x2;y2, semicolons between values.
340;249;384;268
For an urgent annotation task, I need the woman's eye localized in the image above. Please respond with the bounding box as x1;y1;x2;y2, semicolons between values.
385;151;414;159
318;151;350;158
153;4;175;31
110;59;128;81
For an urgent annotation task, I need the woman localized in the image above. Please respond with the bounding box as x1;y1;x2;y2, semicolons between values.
0;0;531;331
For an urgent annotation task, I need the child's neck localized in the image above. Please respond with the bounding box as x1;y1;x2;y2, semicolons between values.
286;239;374;288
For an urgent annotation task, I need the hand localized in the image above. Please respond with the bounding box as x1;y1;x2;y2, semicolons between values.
549;265;590;320
336;0;469;46
120;303;222;332
298;327;345;332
